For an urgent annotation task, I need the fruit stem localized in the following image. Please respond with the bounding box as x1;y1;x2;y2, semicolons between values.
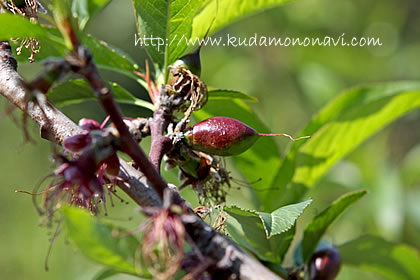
258;133;311;141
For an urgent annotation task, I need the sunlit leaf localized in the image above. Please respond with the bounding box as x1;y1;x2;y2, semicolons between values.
190;0;293;47
267;82;420;210
257;199;312;238
225;200;311;262
132;0;202;80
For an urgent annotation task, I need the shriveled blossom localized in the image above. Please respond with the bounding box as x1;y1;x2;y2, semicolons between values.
140;204;188;280
63;118;120;178
36;118;121;218
44;154;106;215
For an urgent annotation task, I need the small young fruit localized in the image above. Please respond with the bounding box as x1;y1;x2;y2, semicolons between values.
184;117;310;156
184;117;259;156
308;247;342;280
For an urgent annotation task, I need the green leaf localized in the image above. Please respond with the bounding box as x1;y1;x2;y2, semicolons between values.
81;34;143;82
62;206;139;275
208;89;258;102
257;199;312;238
194;99;281;208
132;0;202;81
226;208;294;263
301;189;367;263
48;79;155;111
72;0;113;31
0;14;63;45
92;268;120;280
190;0;293;43
267;81;420;210
338;235;420;280
225;200;311;262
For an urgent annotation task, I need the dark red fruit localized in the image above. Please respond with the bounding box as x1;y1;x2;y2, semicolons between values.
184;116;310;156
308;247;342;280
184;117;259;156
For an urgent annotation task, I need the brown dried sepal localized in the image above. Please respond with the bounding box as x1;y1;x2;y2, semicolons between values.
4;0;46;63
168;66;208;112
141;204;188;280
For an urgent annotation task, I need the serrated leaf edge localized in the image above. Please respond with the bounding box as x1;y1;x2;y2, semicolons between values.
258;199;312;238
225;199;312;239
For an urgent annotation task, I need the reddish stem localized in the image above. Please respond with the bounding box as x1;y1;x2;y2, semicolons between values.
100;115;111;129
82;60;168;199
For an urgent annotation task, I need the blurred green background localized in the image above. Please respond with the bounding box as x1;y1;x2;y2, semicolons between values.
1;0;420;279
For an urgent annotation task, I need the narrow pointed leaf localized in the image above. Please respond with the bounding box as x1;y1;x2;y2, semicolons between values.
301;189;367;263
